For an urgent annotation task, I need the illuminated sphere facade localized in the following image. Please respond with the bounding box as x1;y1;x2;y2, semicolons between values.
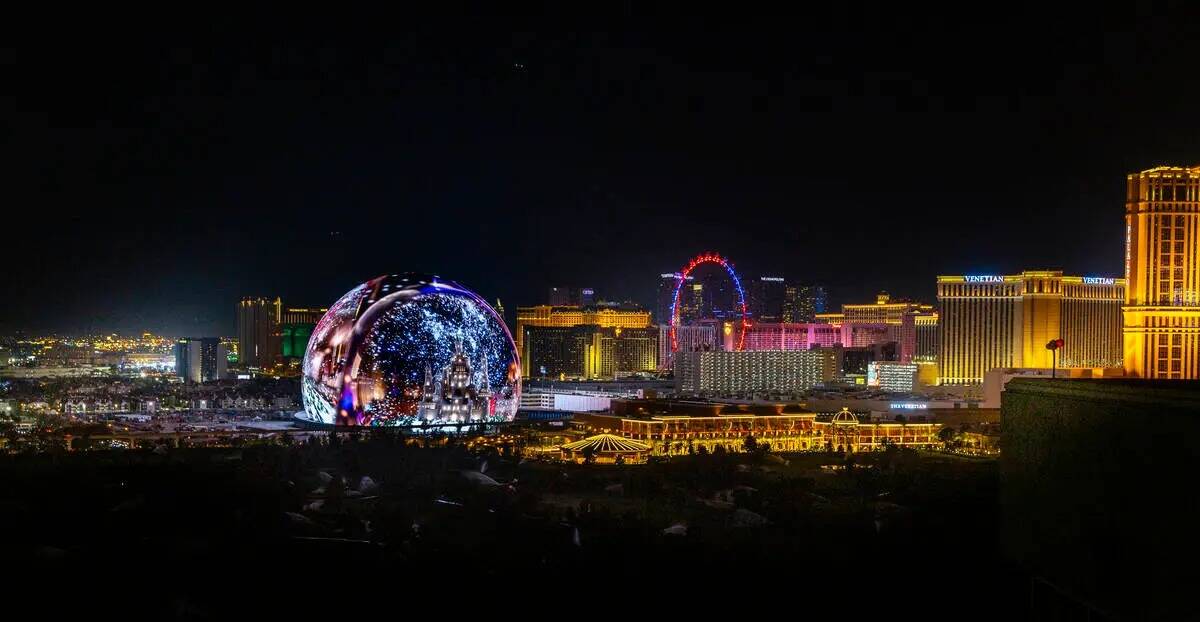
299;274;520;426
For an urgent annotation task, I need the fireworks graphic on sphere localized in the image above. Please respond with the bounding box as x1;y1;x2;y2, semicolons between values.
299;274;520;427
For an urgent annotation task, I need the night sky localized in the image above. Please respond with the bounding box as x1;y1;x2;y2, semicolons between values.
9;8;1199;336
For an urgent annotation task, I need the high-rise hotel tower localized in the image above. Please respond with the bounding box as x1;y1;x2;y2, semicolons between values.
937;272;1124;385
1123;165;1200;379
515;304;652;377
237;296;281;368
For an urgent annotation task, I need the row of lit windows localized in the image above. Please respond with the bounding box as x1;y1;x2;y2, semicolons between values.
1151;330;1197;379
1060;299;1123;367
1061;284;1126;301
938;298;1017;384
1141;184;1199;202
1023;279;1061;295
935;294;1122;376
1144;315;1200;328
937;283;1023;298
1125;316;1199;380
677;352;832;391
1136;213;1197;306
916;323;939;360
1124;168;1198;379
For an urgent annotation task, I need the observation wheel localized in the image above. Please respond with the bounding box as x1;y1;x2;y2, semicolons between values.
669;252;750;352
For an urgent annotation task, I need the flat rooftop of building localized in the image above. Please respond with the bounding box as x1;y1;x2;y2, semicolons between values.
611;398;813;417
1002;378;1200;412
524;379;674;392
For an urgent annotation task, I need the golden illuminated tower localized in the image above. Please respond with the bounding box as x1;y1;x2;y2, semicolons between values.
1019;272;1063;370
1122;165;1200;379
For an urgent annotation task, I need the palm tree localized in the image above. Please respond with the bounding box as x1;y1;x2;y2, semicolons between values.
937;426;956;450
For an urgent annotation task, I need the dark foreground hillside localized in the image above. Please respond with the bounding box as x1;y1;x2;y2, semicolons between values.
3;437;1027;620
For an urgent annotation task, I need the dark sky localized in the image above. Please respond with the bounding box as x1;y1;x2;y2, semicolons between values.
8;7;1199;336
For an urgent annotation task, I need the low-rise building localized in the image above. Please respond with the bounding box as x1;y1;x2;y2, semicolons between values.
674;349;837;395
520;390;615;412
574;405;940;455
868;361;919;393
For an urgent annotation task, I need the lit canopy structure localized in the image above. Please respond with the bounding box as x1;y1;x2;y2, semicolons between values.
560;433;651;463
831;407;859;425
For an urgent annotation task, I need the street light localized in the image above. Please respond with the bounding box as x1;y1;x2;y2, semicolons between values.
1045;338;1064;378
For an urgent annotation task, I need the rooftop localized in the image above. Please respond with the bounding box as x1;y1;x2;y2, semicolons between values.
560;434;651;453
1002;378;1200;412
1134;165;1200;175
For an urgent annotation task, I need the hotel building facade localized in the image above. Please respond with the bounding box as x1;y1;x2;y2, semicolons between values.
842;292;934;325
674;349;838;395
914;312;939;362
741;322;842;351
522;325;657;380
815;293;937;364
1123;165;1200;379
515;304;652;376
937;272;1124;385
656;323;719;370
868;361;919;393
237;296;281;368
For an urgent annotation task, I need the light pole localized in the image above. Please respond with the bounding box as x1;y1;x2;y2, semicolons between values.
1045;338;1064;379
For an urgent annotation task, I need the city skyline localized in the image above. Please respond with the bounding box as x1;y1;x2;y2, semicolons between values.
0;256;1140;339
6;15;1200;617
10;11;1199;336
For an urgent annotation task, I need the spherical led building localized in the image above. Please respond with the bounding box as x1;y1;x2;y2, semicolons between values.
298;274;520;427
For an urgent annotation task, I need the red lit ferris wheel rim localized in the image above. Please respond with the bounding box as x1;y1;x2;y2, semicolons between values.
668;252;750;352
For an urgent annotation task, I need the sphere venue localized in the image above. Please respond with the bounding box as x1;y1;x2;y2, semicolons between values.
297;274;520;427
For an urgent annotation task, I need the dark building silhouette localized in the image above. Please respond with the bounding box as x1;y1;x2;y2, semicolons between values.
750;276;787;322
523;324;657;379
174;337;227;383
783;284;827;323
237;297;280;368
1002;378;1200;619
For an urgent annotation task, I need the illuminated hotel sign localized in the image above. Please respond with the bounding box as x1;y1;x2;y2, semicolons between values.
889;402;928;410
1082;277;1115;285
964;275;1004;283
760;277;785;282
